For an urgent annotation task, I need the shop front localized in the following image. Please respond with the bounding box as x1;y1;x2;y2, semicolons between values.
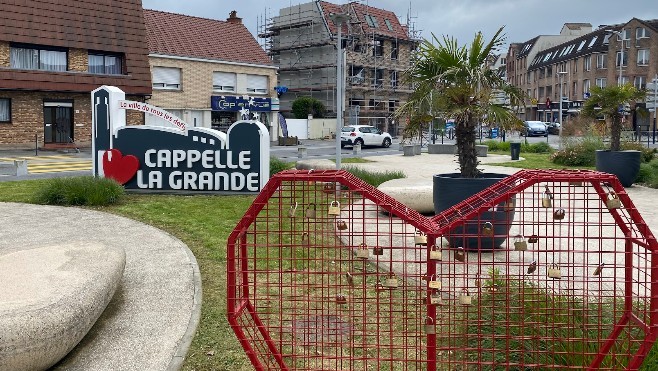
210;95;279;140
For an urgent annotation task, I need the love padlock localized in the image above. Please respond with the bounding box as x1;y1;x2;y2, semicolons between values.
481;221;494;236
336;294;347;305
372;245;384;256
547;263;562;279
553;208;566;220
328;201;341;216
336;219;348;230
288;202;298;218
355;243;369;259
414;230;427;245
424;316;435;335
606;192;622;209
429;245;442;261
383;272;398;289
428;274;441;290
459;289;472;305
527;260;538;274
454;247;466;262
542;186;553;208
514;235;527;251
305;203;316;218
323;182;336;194
429;291;442;305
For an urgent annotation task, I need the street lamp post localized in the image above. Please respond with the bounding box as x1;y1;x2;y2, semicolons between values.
330;12;350;170
557;71;568;148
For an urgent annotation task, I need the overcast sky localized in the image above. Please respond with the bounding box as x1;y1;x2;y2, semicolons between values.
142;0;658;52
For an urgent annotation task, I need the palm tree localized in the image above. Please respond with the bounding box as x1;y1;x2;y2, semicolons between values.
397;26;524;178
581;84;646;151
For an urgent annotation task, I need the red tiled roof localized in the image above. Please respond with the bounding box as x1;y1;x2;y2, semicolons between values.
318;1;409;40
144;9;272;66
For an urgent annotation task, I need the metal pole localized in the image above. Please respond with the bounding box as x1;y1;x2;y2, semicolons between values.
558;71;567;149
35;133;38;156
331;13;349;170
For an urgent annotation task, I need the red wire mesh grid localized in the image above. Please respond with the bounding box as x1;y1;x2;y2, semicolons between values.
227;169;658;370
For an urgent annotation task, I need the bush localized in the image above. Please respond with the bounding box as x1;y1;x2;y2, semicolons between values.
636;159;658;187
550;136;604;167
522;141;553;153
483;140;510;152
344;166;405;187
620;141;657;163
34;176;124;206
291;96;326;119
270;157;294;176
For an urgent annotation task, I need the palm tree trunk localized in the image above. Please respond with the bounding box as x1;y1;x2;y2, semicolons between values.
610;114;622;152
455;118;480;178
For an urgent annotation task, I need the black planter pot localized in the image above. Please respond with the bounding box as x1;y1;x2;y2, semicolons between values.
433;173;514;250
595;150;641;188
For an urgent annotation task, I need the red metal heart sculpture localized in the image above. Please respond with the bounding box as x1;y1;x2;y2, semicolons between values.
102;148;139;185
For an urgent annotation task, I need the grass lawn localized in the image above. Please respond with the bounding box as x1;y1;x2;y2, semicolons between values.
487;151;595;170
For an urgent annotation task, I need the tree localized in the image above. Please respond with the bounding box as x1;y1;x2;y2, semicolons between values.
581;84;646;151
397;26;524;178
291;96;326;119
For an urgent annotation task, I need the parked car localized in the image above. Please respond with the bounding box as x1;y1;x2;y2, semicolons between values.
340;125;392;148
521;121;548;137
546;122;561;135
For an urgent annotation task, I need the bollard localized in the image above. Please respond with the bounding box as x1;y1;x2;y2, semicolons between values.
13;160;28;176
403;145;415;156
297;146;307;159
413;144;421;155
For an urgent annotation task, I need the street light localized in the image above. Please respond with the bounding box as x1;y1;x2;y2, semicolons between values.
557;71;568;148
608;30;624;85
330;12;350;170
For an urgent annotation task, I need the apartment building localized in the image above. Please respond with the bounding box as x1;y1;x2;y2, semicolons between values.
0;0;152;148
144;10;280;140
261;1;419;134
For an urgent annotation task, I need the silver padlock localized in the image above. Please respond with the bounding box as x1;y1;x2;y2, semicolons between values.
328;201;341;216
288;202;298;218
305;203;316;218
424;316;435;334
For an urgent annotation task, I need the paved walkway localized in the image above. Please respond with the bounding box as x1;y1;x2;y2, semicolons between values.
0;203;201;371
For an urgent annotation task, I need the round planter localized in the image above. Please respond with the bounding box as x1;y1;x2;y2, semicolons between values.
433;173;514;250
595;150;641;187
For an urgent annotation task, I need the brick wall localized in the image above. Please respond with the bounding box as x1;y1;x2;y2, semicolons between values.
0;91;144;148
148;56;277;110
68;48;88;72
0;41;8;67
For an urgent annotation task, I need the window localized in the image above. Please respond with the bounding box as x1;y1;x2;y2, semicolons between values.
583;79;590;94
384;19;393;31
364;15;378;28
596;53;607;69
616;51;628;67
0;99;10;123
390;44;398;60
372;69;383;86
152;67;181;90
373;40;383;57
596;78;607;88
634;76;646;89
619;76;629;85
584;55;591;71
246;74;268;94
636;27;648;39
88;53;122;74
390;70;398;88
10;45;66;71
637;49;650;66
616;28;630;40
572;81;578;99
546;66;552;76
212;72;236;92
349;66;365;84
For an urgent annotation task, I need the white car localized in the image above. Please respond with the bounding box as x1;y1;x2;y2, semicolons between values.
340;125;392;148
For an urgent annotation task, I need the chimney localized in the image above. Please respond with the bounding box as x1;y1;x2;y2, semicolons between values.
227;10;242;24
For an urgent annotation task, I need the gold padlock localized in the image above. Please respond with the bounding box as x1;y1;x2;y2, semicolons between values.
459;289;472;305
482;222;494;236
356;243;369;259
547;263;562;279
429;291;442;305
528;234;539;243
527;260;538;274
288;202;298;217
454;247;466;262
372;245;384;256
542;186;553;208
336;219;348;230
514;235;527;251
553;208;566;220
414;230;428;245
606;192;622;209
305;203;316;218
424;316;435;334
428;274;441;290
328;201;341;216
336;294;347;305
429;245;442;261
384;272;398;288
503;198;516;212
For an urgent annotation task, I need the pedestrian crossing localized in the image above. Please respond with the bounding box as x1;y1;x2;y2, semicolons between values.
0;155;92;174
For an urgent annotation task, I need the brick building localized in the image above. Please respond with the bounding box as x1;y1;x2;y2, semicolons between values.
0;0;151;148
144;10;280;140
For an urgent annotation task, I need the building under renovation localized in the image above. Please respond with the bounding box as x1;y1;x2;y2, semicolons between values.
260;1;420;135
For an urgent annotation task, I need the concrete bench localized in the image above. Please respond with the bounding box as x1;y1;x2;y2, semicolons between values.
427;143;456;154
0;242;125;371
0;159;28;176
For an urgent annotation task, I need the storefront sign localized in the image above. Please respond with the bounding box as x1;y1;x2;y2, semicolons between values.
92;86;269;193
211;95;272;112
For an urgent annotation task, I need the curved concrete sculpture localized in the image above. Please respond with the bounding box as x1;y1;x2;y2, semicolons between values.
378;178;434;214
0;241;125;371
295;159;336;171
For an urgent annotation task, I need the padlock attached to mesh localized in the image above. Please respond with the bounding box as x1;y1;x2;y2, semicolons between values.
459;288;472;305
454;247;466;262
606;192;621;209
355;243;369;259
553;208;566;220
328;201;341;216
428;274;441;290
514;235;527;251
414;230;427;245
305;202;316;218
383;272;398;288
424;316;435;334
542;186;553;208
336;219;348;230
429;290;442;305
288;201;298;218
372;245;384;256
481;221;494;236
547;263;562;279
429;244;442;261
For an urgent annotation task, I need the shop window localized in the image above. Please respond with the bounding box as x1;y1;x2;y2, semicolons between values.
10;44;67;71
152;67;181;90
0;99;10;123
246;74;268;94
88;53;123;74
213;72;236;92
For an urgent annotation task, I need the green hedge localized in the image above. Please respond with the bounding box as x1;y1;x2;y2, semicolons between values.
34;176;124;206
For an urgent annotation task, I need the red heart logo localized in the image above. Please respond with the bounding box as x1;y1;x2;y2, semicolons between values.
102;149;139;185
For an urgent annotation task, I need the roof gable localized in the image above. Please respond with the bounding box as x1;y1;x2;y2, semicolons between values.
144;9;271;66
318;1;409;40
